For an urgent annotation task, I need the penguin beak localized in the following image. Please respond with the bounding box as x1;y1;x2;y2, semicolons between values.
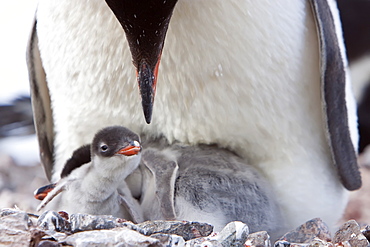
116;140;142;156
34;183;56;200
105;0;179;124
137;58;161;124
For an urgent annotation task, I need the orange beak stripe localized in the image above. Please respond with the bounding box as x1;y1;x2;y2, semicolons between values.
116;141;141;156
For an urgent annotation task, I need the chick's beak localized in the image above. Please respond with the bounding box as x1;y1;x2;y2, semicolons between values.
116;141;142;156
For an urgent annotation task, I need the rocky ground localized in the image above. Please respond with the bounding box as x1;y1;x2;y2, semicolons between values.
1;208;370;246
1;149;370;246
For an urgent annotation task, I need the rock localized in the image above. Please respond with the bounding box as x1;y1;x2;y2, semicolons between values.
30;228;48;246
37;211;70;233
333;220;369;247
69;213;134;233
151;233;186;246
184;221;249;247
185;237;221;247
277;218;331;244
212;221;249;247
0;208;33;246
137;220;214;241
38;211;140;234
4;208;370;247
361;225;370;242
309;238;334;247
275;242;330;247
245;231;271;247
37;240;61;247
61;227;161;247
274;240;333;247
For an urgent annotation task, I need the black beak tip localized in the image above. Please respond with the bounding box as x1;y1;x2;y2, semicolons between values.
143;103;153;124
138;61;155;124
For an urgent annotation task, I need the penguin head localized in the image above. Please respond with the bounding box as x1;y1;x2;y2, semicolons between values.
91;126;142;171
34;126;142;206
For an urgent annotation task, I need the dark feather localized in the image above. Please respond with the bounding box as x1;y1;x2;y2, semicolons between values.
311;0;361;190
27;16;55;181
60;145;91;178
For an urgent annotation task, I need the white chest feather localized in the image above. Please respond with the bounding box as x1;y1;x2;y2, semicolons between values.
36;0;350;229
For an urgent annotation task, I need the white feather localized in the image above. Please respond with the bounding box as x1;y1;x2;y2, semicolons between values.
35;0;353;229
37;152;142;221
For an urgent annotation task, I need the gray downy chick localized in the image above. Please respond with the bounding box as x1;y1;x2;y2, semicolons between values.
34;126;143;222
132;143;285;237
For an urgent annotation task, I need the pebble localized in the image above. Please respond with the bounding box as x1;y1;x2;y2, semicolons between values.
38;210;70;232
2;208;370;247
245;231;271;247
137;220;214;241
61;227;160;247
278;218;331;243
212;221;249;246
333;220;369;247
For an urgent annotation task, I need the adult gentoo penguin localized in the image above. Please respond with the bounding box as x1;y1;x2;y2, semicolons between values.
34;126;143;222
28;0;361;230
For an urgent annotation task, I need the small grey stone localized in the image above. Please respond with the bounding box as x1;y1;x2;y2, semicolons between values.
0;208;20;217
245;231;271;247
61;227;161;247
362;225;370;242
185;237;221;247
41;232;68;243
151;233;186;246
30;228;47;246
0;208;32;230
309;238;334;247
278;218;331;244
275;238;333;247
70;213;128;233
137;220;213;241
37;240;61;247
37;211;70;232
273;240;291;247
212;221;249;247
276;242;313;247
333;220;369;247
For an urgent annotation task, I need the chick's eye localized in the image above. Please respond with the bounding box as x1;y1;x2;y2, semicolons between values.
100;144;108;152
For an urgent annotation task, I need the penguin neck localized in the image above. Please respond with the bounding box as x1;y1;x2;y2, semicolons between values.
81;155;141;200
80;155;132;199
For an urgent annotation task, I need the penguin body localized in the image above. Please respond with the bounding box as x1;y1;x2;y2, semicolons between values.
136;144;284;237
29;0;360;229
35;126;143;222
36;134;284;237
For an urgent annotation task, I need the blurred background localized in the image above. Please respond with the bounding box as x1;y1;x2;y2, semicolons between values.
0;0;369;227
0;0;46;213
0;1;37;101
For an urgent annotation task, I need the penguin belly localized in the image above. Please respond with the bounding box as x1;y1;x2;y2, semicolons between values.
36;0;350;229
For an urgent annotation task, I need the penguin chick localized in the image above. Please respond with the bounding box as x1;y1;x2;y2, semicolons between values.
34;126;143;222
136;144;285;237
